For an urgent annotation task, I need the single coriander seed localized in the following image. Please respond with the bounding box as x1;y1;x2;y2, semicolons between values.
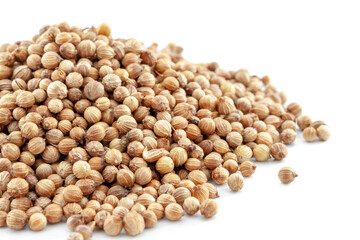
104;215;123;236
165;203;184;221
6;209;28;230
253;144;270;162
123;211;145;236
239;161;256;177
200;199;218;218
183;197;200;215
29;213;47;231
227;173;244;192
303;126;317;142
278;167;298;184
317;125;330;141
270;143;288;160
142;210;157;228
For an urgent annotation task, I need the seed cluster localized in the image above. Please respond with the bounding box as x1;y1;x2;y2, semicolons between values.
0;22;330;239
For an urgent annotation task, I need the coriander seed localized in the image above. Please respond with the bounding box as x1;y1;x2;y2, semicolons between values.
72;161;91;179
239;161;256;177
142;210;157;228
165;203;184;221
191;185;209;203
155;156;174;174
6;209;28;230
253;144;270;162
270;143;288;160
200;199;218;218
154;120;172;138
63;185;83;203
135;167;152;185
278;167;298;184
234;145;253;163
147;203;164;220
7;178;29;197
303;126;317;142
211;166;230;185
183;197;200;215
281;129;296;145
204;152;223;169
172;187;191;205
104;215;122;236
29;213;47;231
317;125;330;141
227;173;244;191
203;182;219;199
187;170;207;185
223;159;239;174
123;211;145;236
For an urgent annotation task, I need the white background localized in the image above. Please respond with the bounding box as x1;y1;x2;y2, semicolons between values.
1;0;360;239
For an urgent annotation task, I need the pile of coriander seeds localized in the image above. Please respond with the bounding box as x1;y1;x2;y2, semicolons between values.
0;22;330;239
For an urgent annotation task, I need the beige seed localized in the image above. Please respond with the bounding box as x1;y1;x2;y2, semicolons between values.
303;127;317;142
6;209;27;230
278;167;298;184
165;203;184;221
253;144;270;162
227;173;244;191
183;197;200;215
239;161;256;177
123;211;145;236
270;143;288;160
142;210;157;228
200;199;218;218
29;213;47;231
104;215;122;236
317;125;330;141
